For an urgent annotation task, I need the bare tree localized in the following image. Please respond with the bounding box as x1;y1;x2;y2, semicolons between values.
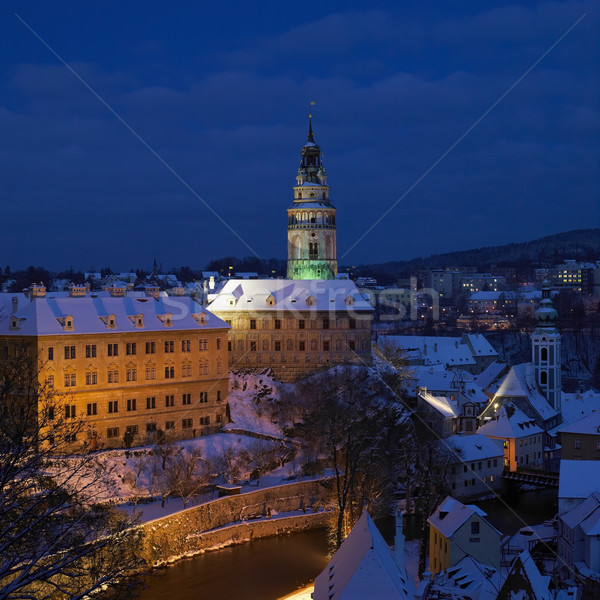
0;342;143;599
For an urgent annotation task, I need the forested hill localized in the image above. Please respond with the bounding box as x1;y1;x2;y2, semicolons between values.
354;229;599;277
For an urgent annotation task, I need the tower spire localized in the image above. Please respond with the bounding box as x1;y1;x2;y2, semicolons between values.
308;101;315;143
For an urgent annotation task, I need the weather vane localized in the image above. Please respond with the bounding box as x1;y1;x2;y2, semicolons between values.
309;100;315;118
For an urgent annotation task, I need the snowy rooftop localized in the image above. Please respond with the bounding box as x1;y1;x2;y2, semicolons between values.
561;491;600;532
474;361;508;392
561;390;600;426
558;410;600;435
477;403;543;439
559;460;600;501
418;389;457;418
0;295;229;336
378;335;475;367
431;555;501;600
208;279;373;312
313;511;412;600
446;434;504;463
501;551;551;600
428;496;497;539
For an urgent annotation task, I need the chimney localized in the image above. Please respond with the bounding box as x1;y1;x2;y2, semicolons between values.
394;510;407;578
11;296;18;314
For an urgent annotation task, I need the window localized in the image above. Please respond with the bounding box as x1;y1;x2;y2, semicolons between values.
182;418;193;429
126;342;137;356
493;459;498;467
596;441;600;451
146;397;156;409
274;341;281;352
274;319;281;330
145;341;156;354
126;398;137;412
165;395;175;407
199;360;209;375
199;339;208;351
217;361;222;374
107;343;118;357
86;403;97;416
64;345;76;359
108;400;119;414
182;393;191;405
47;375;54;389
85;372;97;385
250;319;257;330
487;460;491;468
126;425;138;436
126;368;137;382
146;423;157;433
199;392;208;403
575;439;581;449
199;416;210;426
107;427;119;439
348;341;356;351
250;341;257;352
299;341;305;351
65;405;76;419
181;339;191;352
228;341;232;352
471;521;480;535
323;317;329;329
216;338;221;350
182;363;192;377
164;366;175;379
64;373;76;387
107;370;119;383
216;413;223;423
164;340;175;353
216;390;221;402
349;318;356;329
85;344;97;358
145;367;156;380
540;371;547;385
323;341;330;351
165;421;175;430
48;347;54;360
478;461;482;470
298;319;305;330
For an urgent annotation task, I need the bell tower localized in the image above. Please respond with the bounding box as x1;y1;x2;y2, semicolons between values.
287;117;337;280
531;281;561;411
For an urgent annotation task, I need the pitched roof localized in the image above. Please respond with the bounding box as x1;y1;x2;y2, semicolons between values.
446;434;504;463
561;491;600;531
559;460;600;501
558;410;600;435
432;555;502;600
208;279;373;312
477;403;543;439
428;496;498;538
313;511;413;600
0;295;229;336
499;551;550;600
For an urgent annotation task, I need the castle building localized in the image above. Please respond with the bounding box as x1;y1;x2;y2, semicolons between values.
209;119;373;382
0;286;230;449
287;117;337;280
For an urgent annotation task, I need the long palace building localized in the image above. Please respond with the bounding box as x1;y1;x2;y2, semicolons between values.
0;284;229;449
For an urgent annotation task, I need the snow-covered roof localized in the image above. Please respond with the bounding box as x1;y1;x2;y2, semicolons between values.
561;390;600;426
0;295;229;336
493;364;558;422
432;555;502;600
559;460;600;501
561;491;600;531
378;335;476;367
0;293;28;318
558;411;600;435
477;403;543;439
313;511;413;600
468;291;516;301
474;361;508;393
428;496;498;539
208;279;373;312
418;390;457;418
446;434;504;463
500;551;551;600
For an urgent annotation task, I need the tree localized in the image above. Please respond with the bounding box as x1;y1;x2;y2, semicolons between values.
291;367;408;549
0;343;143;599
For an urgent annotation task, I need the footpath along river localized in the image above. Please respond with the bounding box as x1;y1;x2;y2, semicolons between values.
136;488;558;600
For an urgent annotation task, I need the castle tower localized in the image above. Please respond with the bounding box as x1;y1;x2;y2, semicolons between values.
287;117;337;280
531;281;561;411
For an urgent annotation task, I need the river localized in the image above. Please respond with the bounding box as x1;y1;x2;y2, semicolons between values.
135;488;558;599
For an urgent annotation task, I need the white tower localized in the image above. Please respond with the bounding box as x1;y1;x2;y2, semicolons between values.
287;116;337;280
531;282;561;411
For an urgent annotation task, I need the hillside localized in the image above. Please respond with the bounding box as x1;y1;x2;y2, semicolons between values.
352;229;599;278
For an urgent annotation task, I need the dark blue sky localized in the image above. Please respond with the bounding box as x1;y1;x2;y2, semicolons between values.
0;1;598;271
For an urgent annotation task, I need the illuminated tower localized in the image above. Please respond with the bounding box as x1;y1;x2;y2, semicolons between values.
287;117;337;280
531;282;561;411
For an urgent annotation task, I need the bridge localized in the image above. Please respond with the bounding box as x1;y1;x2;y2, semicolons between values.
502;468;559;488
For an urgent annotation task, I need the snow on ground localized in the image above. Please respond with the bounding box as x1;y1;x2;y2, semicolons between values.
225;372;283;438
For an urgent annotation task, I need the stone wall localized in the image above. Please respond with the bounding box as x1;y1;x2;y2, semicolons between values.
140;480;331;565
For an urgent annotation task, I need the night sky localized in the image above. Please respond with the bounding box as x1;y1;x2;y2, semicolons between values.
0;1;598;272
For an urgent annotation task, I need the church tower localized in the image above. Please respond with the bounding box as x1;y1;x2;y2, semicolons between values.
287;117;337;280
531;282;561;411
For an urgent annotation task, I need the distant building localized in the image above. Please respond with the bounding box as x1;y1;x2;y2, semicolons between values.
428;496;502;575
558;460;600;515
558;411;600;461
461;274;506;294
430;269;462;300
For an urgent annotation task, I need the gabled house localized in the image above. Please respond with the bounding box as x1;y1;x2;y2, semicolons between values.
558;411;600;461
427;496;502;575
313;511;413;600
496;550;552;600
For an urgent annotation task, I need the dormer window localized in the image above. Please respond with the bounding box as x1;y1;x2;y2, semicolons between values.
57;315;74;331
266;293;276;306
192;312;207;326
129;313;144;328
306;295;316;306
345;295;355;306
158;313;173;327
99;314;117;329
